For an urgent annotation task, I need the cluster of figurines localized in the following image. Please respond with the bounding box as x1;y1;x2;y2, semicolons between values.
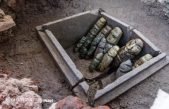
74;17;153;78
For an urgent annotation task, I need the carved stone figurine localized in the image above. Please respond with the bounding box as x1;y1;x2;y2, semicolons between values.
74;17;106;53
94;37;107;56
113;38;144;68
86;25;112;59
115;59;133;78
89;44;114;72
98;45;120;72
103;43;113;55
78;18;106;58
89;53;104;72
106;27;123;45
94;27;123;56
133;54;153;68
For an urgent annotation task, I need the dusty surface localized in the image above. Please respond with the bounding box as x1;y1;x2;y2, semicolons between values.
66;47;105;80
0;0;169;109
66;47;116;87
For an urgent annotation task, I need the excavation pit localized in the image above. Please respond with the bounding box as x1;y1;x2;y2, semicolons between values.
36;9;169;105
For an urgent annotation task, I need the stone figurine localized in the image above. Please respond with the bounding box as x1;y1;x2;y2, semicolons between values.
133;54;153;68
86;25;112;59
98;45;120;72
103;43;113;55
89;52;104;72
115;59;133;78
106;27;123;45
94;27;123;56
74;17;106;53
113;38;144;68
94;37;107;56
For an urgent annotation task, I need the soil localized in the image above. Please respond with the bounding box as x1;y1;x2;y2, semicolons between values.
0;0;169;109
66;47;105;80
66;46;117;88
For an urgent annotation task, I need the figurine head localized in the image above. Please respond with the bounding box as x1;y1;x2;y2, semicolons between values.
108;45;120;57
90;25;100;36
101;25;112;35
142;54;153;61
126;38;143;55
134;54;153;68
90;17;106;36
106;27;123;45
96;17;106;28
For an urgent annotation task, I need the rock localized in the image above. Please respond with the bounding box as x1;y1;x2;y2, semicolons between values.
0;74;42;109
7;78;39;92
0;9;15;32
4;0;16;10
115;59;133;78
48;96;110;109
4;0;25;12
0;9;5;17
49;96;86;109
92;106;111;109
0;9;15;42
1;91;42;109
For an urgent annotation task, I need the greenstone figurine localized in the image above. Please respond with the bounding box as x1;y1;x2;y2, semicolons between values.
113;38;144;68
89;53;104;72
74;36;87;52
134;54;153;68
106;27;123;45
86;25;112;59
79;17;106;58
94;27;123;56
94;37;107;56
74;17;106;53
98;45;120;72
103;43;113;54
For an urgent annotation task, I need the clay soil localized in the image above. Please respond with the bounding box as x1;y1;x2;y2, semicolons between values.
0;0;169;109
